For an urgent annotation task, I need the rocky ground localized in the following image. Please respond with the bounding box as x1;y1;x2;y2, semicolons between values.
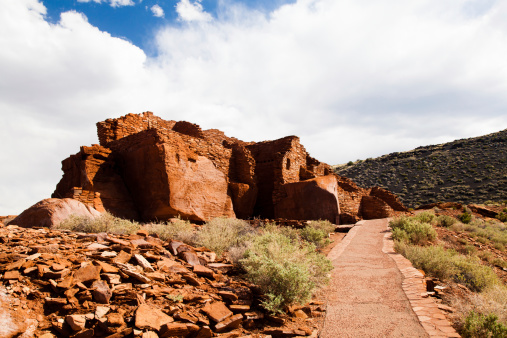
0;222;332;338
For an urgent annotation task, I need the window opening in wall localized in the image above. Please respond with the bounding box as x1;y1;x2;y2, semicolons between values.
286;158;291;170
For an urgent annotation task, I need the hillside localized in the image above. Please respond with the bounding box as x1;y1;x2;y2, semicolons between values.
334;129;507;208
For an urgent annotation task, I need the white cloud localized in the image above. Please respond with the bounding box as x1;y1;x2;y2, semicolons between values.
109;0;135;7
151;4;164;18
1;0;507;214
175;0;212;22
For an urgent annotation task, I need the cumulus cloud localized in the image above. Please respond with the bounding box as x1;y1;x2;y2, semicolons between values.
151;4;164;18
1;0;507;214
175;0;212;22
109;0;134;7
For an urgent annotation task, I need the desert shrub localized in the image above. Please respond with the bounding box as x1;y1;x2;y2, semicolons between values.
493;243;505;251
394;242;499;292
491;258;507;269
299;220;335;248
436;215;458;228
262;222;301;241
395;242;457;281
390;217;437;245
414;211;436;224
477;237;491;245
496;211;507;223
195;217;255;257
56;212;140;235
462;311;507;338
459;210;473;224
458;220;507;248
144;218;195;243
306;220;336;234
240;231;332;313
477;251;493;262
463;244;477;256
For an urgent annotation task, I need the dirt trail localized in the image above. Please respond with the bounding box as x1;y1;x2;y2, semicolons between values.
320;219;428;337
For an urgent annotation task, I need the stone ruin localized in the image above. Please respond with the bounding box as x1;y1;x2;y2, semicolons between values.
52;112;407;224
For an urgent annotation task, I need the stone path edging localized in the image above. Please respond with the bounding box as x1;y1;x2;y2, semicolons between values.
382;227;460;337
326;221;363;261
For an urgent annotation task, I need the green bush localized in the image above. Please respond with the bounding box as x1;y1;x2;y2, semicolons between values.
240;230;332;313
195;217;255;257
144;218;195;243
436;215;458;228
390;217;437;245
414;211;436;224
462;311;507;338
56;212;140;235
496;212;507;223
300;226;328;248
459;210;473;224
299;220;335;248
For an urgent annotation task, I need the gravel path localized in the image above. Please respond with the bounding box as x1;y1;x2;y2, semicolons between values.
320;218;428;337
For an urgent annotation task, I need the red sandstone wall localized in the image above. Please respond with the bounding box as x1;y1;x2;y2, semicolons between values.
96;112;176;146
55;112;408;223
369;187;408;212
52;144;139;219
359;196;394;219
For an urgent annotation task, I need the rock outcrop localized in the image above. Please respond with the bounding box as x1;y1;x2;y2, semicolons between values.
336;176;408;223
10;198;101;228
53;112;406;223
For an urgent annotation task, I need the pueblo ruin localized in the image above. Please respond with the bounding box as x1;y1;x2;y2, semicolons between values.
52;112;407;223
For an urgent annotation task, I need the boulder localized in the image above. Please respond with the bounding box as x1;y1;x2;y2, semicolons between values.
10;198;101;228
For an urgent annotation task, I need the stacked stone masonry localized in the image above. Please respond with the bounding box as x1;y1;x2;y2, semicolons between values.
66;187;105;213
54;112;408;223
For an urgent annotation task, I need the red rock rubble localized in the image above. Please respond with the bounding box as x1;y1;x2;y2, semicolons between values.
52;112;406;224
0;224;325;337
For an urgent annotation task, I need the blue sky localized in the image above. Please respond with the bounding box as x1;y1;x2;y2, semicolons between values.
43;0;296;55
1;0;507;214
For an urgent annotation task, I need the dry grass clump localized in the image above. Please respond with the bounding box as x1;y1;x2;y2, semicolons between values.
56;212;140;235
144;218;195;243
194;217;256;257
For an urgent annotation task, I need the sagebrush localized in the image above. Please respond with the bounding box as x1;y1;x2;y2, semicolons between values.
56;212;140;234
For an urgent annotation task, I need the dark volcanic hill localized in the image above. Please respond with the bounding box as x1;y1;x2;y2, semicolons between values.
334;129;507;208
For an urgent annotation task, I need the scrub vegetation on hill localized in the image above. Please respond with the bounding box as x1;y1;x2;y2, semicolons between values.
334;129;507;208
